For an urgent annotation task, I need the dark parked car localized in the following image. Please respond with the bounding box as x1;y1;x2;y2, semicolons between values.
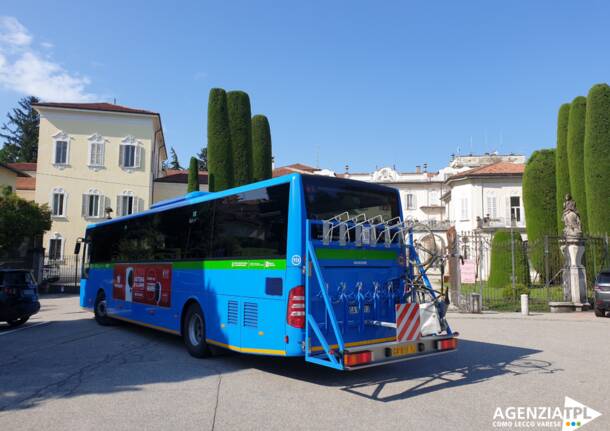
0;269;40;327
593;270;610;317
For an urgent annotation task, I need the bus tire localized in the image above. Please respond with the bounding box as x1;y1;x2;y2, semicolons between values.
94;290;114;326
183;303;211;358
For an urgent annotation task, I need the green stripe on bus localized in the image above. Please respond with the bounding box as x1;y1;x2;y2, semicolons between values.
315;249;397;261
89;263;114;269
174;259;287;270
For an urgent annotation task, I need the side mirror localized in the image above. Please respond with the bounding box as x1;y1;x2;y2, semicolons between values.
74;242;81;255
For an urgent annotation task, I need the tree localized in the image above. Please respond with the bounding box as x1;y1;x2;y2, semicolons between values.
197;147;208;171
227;91;253;186
187;157;200;193
207;88;234;192
567;96;588;233
168;147;182;170
0;96;40;163
555;103;571;234
0;187;51;257
488;229;529;289
251;115;272;181
523;149;557;272
584;83;610;235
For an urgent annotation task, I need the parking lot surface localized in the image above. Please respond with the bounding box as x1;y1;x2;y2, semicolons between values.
0;296;608;431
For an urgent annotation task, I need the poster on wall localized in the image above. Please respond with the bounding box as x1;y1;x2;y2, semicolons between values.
460;259;477;284
113;263;172;307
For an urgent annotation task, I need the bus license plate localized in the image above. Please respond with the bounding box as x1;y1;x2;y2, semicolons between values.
391;344;417;357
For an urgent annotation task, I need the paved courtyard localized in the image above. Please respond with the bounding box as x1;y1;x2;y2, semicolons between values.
0;295;608;431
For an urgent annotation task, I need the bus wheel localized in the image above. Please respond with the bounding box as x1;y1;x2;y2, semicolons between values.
94;290;113;326
183;303;211;358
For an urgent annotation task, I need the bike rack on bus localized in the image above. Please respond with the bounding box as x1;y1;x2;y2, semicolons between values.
304;214;454;369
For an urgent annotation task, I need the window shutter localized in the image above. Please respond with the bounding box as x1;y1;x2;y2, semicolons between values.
117;195;123;217
99;143;105;166
82;194;88;217
119;145;124;168
412;193;417;210
505;196;511;225
135;145;142;168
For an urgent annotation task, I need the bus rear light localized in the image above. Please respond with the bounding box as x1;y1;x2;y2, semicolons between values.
344;350;372;367
436;338;457;351
287;286;305;328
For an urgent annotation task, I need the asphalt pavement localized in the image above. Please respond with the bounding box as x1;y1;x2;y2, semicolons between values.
0;296;608;431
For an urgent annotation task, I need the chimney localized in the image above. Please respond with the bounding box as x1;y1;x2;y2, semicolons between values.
415;165;421;174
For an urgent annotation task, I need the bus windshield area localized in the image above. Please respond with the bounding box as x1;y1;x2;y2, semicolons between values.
302;176;399;222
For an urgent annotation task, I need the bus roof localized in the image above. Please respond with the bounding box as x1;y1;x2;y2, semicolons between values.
86;173;399;230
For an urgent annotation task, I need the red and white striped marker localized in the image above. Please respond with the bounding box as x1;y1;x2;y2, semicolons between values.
395;303;420;342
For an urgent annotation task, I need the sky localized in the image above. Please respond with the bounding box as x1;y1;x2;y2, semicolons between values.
0;1;609;173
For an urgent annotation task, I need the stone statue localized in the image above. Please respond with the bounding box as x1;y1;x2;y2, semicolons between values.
562;194;582;239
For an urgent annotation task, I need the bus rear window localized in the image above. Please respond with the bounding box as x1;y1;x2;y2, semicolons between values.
302;176;399;221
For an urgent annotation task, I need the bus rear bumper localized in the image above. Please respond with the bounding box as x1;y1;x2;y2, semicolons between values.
342;334;458;370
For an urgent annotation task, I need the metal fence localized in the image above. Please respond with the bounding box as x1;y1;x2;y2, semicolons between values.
42;254;80;290
457;231;609;312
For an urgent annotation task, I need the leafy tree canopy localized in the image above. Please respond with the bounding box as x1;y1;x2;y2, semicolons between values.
0;187;51;256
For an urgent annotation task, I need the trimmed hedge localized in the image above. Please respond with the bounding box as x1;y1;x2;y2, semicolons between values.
567;96;588;232
584;83;610;235
523;149;557;270
252;115;272;181
555;103;571;233
227;91;253;186
488;229;529;289
187;157;199;193
207;88;234;192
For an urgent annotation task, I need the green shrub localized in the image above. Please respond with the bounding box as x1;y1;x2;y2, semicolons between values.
252;115;272;181
584;83;610;234
227;91;252;186
523;149;558;272
501;283;529;301
207;88;234;192
567;96;588;233
555;103;571;233
488;229;529;289
187;157;199;193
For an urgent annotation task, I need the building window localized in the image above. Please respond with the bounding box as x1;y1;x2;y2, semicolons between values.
120;136;141;169
48;234;64;260
52;131;70;165
460;198;469;220
510;196;521;222
51;188;67;217
88;133;105;167
117;191;139;217
486;196;497;219
82;189;104;218
406;193;416;210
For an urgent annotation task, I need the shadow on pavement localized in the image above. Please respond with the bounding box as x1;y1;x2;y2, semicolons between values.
0;316;562;412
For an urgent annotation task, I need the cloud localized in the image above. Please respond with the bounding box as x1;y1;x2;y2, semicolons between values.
0;16;95;102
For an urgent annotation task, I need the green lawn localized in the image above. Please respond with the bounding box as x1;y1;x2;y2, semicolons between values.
460;283;564;312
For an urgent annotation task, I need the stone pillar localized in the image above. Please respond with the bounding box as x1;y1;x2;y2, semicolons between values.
561;240;588;310
446;226;460;310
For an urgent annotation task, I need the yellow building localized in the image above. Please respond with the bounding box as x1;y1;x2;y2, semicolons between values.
0;162;27;193
33;102;168;259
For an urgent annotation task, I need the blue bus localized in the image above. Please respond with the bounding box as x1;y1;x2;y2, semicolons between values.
80;173;457;370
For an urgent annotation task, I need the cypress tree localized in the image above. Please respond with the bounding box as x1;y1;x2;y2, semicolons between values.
207;88;233;192
523;149;557;271
567;96;587;232
252;115;272;181
584;83;610;235
187;157;200;193
555;103;571;233
227;91;253;186
488;229;528;289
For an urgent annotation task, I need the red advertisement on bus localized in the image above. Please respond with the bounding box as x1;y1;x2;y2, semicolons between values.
112;263;172;307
